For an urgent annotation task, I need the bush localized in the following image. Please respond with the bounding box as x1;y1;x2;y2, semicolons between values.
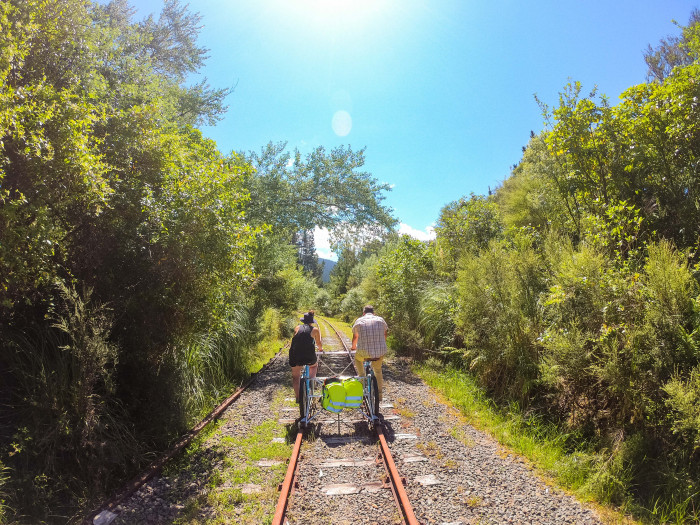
313;288;333;316
454;235;545;402
0;284;139;520
340;287;366;322
417;282;456;349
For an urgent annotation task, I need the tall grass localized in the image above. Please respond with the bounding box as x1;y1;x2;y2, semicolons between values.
0;284;140;522
414;359;638;523
0;461;8;523
175;306;289;424
176;307;255;421
1;290;290;523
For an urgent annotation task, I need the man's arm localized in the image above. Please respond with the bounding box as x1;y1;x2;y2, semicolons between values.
351;327;359;350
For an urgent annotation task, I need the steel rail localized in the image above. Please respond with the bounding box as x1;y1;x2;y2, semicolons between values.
85;346;288;525
273;317;421;525
271;431;303;525
317;315;355;368
377;424;421;525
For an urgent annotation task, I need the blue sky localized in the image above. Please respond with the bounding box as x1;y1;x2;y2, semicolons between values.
128;0;698;258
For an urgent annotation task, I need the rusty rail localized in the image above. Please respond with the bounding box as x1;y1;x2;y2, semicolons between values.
273;317;421;525
377;424;420;524
271;431;303;525
85;346;287;524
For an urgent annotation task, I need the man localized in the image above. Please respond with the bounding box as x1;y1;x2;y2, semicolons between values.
350;305;388;401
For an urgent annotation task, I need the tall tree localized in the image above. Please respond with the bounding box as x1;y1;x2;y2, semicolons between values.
644;9;700;82
293;229;322;279
239;141;396;236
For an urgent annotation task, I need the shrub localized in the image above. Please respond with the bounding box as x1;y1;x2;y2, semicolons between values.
417;282;456;350
313;288;333;316
340;287;366;322
0;283;139;520
455;235;545;402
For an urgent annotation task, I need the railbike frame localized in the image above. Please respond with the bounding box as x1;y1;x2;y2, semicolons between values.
298;358;380;429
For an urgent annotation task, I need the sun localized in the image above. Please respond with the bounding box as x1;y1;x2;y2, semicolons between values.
312;0;370;16
290;0;386;32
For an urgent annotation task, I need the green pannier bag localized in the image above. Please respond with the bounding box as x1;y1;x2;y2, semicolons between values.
343;378;363;408
322;378;346;413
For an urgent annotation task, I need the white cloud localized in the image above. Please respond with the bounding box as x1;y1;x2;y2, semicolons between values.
314;226;336;261
398;223;436;242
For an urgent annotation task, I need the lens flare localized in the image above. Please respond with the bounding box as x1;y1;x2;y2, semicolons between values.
332;110;352;137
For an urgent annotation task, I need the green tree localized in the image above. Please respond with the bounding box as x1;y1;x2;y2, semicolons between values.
0;0;254;519
240;141;396;235
644;9;700;82
374;236;434;341
434;194;503;276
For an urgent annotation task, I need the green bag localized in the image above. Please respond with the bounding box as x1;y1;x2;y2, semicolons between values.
322;378;346;413
343;378;363;408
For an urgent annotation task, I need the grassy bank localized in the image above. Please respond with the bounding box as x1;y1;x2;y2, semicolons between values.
413;359;641;525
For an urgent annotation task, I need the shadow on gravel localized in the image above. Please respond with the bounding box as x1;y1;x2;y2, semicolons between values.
379;421;397;442
383;359;425;387
114;440;232;524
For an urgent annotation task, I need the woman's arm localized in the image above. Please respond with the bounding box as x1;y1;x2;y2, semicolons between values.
312;327;323;352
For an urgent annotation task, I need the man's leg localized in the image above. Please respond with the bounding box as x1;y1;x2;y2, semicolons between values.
354;350;368;377
370;357;384;401
355;351;383;402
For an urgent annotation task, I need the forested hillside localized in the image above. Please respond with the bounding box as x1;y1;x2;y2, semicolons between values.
0;1;393;522
322;11;700;524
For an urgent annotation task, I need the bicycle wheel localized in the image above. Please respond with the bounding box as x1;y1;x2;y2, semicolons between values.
367;371;379;420
299;366;309;423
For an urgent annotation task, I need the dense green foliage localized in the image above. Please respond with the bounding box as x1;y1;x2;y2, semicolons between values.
5;0;700;522
0;1;394;522
333;14;700;522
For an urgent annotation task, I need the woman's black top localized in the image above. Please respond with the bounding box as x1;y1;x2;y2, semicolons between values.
289;324;317;367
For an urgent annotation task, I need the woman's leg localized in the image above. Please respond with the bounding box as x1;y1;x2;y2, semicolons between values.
291;365;302;402
292;363;318;402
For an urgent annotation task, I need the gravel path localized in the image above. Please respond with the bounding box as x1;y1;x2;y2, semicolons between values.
98;321;604;525
381;358;603;525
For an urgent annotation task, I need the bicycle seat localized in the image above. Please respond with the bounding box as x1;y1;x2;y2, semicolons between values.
363;357;381;362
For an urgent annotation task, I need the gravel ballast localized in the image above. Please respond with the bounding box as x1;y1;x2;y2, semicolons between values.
99;322;605;525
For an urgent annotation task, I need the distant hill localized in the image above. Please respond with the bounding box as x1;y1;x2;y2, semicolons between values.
319;258;336;283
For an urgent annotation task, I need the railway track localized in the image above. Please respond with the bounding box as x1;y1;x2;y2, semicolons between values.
88;315;605;524
273;316;419;525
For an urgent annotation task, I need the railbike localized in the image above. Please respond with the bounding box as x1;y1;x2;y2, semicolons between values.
298;353;381;429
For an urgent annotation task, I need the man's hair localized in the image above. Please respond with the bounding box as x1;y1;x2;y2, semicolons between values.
362;305;374;314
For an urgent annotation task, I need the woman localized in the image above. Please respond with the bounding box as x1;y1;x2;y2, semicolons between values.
290;310;323;403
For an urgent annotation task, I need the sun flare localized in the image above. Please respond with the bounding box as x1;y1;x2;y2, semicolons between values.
287;0;386;32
